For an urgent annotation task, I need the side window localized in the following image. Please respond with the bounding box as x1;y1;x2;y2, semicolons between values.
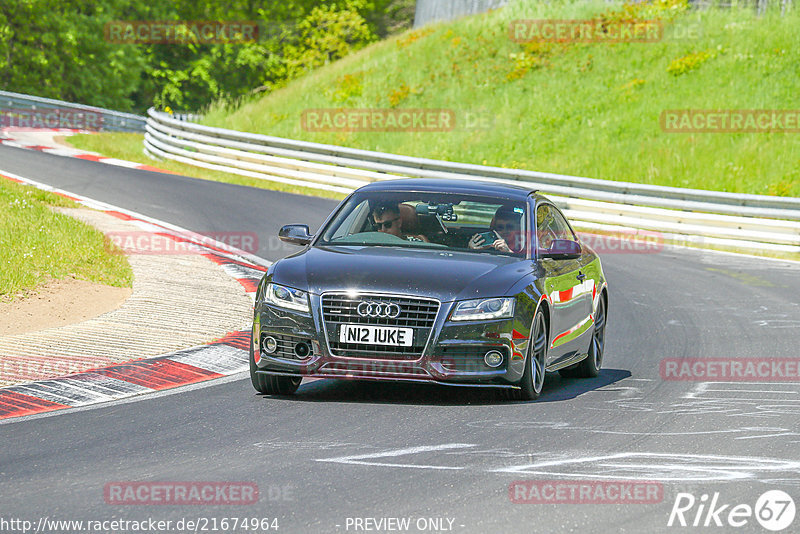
536;204;576;250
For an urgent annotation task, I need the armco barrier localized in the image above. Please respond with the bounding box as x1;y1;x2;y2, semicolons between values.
0;90;146;132
142;107;800;256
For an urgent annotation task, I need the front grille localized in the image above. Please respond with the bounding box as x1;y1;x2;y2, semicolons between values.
439;345;508;372
322;294;440;360
262;333;315;360
322;294;439;328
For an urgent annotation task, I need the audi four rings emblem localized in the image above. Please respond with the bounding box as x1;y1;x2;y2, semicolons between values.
357;301;402;318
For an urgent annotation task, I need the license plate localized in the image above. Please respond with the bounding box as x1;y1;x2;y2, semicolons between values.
339;324;414;346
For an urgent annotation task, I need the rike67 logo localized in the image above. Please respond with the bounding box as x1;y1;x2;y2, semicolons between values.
668;490;795;531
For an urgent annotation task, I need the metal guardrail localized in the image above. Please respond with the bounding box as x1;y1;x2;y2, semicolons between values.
413;0;794;27
0;90;146;132
144;107;800;255
414;0;509;28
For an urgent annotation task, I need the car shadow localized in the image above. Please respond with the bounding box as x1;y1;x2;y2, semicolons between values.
531;368;632;402
256;368;631;406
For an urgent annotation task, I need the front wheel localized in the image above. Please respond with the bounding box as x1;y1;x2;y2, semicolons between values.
505;308;547;401
249;344;301;395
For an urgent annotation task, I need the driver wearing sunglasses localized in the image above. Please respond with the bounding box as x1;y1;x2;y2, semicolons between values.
468;206;522;253
371;201;429;242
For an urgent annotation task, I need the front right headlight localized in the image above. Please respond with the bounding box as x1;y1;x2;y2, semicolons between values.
264;283;310;313
450;297;515;321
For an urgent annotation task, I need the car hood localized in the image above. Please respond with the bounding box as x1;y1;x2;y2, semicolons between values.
271;245;532;302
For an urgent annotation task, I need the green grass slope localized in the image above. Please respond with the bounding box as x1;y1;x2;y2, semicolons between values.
202;0;800;196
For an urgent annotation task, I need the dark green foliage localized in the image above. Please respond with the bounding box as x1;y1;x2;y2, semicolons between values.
0;0;413;112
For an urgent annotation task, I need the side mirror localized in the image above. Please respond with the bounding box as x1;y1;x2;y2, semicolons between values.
279;224;312;246
540;239;582;260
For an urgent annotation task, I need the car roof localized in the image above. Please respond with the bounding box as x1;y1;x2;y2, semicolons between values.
357;178;537;200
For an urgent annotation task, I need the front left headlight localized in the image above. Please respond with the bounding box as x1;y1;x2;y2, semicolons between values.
450;297;515;321
264;283;310;313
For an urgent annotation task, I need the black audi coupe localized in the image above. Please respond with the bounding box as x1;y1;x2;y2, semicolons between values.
250;179;608;400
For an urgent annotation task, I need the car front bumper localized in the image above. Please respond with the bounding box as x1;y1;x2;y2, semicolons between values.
253;294;530;389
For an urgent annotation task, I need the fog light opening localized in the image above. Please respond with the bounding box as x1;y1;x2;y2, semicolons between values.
484;350;504;368
262;336;278;354
294;342;311;359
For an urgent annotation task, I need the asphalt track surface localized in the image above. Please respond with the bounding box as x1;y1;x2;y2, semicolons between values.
2;144;800;533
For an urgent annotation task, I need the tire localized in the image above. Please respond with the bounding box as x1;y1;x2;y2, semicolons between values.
249;344;302;395
560;294;606;379
505;308;547;401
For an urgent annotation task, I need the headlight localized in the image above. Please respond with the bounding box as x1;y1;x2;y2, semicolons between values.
450;297;515;321
264;283;310;313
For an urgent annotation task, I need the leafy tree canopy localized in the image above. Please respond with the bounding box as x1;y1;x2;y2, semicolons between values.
0;0;414;112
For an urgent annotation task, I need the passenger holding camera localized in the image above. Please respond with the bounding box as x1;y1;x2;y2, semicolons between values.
468;206;522;253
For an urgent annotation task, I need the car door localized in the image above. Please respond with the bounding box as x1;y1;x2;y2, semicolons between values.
536;203;593;364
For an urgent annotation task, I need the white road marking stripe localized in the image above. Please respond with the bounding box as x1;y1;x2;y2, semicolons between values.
168;345;250;375
220;263;263;280
41;148;86;157
316;443;476;470
492;452;800;482
99;158;143;168
735;432;800;440
11;380;133;407
57;375;154;397
704;388;798;394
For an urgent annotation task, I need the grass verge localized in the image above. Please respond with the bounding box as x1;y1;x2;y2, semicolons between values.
0;178;133;302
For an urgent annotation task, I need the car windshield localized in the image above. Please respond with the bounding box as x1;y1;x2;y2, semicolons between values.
318;191;528;256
